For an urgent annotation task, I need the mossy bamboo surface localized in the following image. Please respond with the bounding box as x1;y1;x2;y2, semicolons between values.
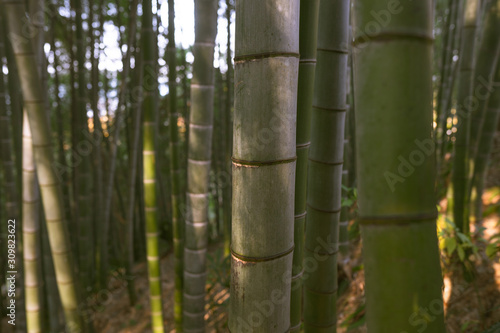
352;0;446;332
228;1;299;332
291;1;319;331
183;0;218;331
303;0;349;331
4;1;83;331
452;0;481;233
141;0;164;331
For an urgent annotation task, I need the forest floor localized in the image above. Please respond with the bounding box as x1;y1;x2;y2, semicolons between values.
90;186;499;333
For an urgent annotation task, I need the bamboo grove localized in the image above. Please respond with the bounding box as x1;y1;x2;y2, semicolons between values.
0;0;499;332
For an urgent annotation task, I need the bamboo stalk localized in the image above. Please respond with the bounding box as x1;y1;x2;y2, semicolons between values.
4;1;83;330
452;0;481;233
352;0;446;331
183;0;218;331
291;0;319;331
229;1;299;332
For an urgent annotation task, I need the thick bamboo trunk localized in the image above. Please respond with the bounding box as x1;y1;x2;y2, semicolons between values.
352;1;446;332
183;0;218;331
141;0;164;331
452;0;481;233
303;0;349;331
228;1;299;332
4;1;83;331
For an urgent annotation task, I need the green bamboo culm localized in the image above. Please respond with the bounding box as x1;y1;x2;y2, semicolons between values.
183;0;218;331
4;1;84;331
468;0;500;172
452;0;481;234
141;0;165;331
468;0;500;226
303;0;349;331
291;0;320;331
352;0;446;332
167;0;184;330
22;111;42;333
471;63;500;227
229;1;299;332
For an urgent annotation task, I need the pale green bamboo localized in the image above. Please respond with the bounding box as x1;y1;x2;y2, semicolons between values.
183;0;218;331
352;0;446;331
303;0;349;331
292;0;319;331
167;0;184;329
452;0;481;233
4;1;83;331
22;110;42;333
228;1;299;332
141;0;164;331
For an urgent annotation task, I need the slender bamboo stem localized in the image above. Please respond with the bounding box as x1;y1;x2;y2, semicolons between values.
183;0;218;331
4;1;83;331
141;0;165;331
291;0;319;331
452;0;481;233
167;0;184;328
22;110;42;333
303;0;349;331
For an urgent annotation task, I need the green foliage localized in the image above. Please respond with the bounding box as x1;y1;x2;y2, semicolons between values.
438;217;478;262
341;185;357;208
486;233;500;258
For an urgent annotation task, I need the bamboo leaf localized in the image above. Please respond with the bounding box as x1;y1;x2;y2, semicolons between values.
457;246;465;261
486;243;499;257
446;237;457;255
